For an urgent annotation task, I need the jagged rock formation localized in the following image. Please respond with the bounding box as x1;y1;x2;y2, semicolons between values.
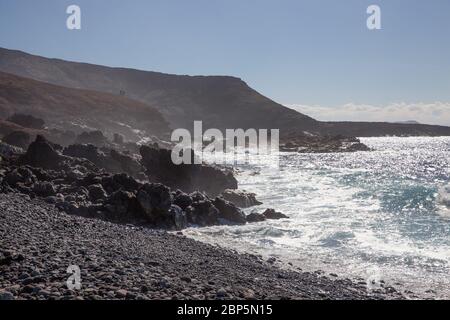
140;144;238;196
280;134;371;153
1;136;285;230
220;189;262;208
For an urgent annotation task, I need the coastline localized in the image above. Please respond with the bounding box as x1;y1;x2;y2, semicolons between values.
0;193;405;300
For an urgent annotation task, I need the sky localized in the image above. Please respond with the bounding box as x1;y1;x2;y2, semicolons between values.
0;0;449;125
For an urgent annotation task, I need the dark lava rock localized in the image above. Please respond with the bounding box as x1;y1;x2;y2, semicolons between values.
101;173;141;194
220;189;262;208
87;184;107;201
246;212;266;223
213;197;246;224
186;195;220;227
104;190;137;220
140;144;237;196
280;133;371;153
109;149;144;180
18;135;63;169
262;208;289;220
2;131;32;149
4;167;36;186
32;181;56;197
137;183;173;222
64;144;144;179
173;190;193;211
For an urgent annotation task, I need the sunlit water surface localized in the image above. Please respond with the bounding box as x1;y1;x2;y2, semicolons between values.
184;137;450;298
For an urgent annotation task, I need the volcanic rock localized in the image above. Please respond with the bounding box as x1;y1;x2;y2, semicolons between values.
220;189;262;208
262;208;289;220
140;144;237;196
213;197;246;224
18;135;63;169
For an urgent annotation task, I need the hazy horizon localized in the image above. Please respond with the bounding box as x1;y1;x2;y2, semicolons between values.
1;0;449;125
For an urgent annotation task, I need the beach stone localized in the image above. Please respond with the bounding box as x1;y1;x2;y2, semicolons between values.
0;290;15;300
115;289;128;298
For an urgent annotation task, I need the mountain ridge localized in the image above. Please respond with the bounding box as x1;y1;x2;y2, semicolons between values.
1;47;450;137
0;70;170;142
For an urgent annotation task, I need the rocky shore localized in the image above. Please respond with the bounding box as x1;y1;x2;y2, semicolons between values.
0;193;404;300
0;134;286;230
0;115;402;301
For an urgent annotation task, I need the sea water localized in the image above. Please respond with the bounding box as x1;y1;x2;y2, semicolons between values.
184;137;450;298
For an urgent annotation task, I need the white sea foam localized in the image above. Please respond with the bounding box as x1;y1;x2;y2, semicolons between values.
184;137;450;298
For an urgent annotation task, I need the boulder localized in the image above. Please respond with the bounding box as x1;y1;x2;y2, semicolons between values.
101;173;141;194
140;144;237;196
104;190;136;220
136;183;173;221
262;208;289;220
32;181;56;197
173;190;193;211
220;189;262;208
4;167;36;186
246;212;266;223
109;149;145;179
213;197;246;224
87;184;108;201
186;193;220;226
4;169;23;186
18;135;63;169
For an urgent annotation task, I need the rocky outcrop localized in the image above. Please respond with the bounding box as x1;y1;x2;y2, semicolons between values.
220;189;262;208
212;197;246;224
0;138;265;230
63;144;145;179
280;134;371;153
140;144;237;196
261;208;289;220
18;135;64;170
1;135;284;231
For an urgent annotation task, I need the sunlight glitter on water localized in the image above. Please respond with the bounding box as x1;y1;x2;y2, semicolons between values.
184;137;450;298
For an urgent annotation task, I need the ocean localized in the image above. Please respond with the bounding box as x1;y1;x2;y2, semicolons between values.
184;137;450;299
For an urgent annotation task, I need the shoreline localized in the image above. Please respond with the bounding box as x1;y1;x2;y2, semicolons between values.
0;193;405;300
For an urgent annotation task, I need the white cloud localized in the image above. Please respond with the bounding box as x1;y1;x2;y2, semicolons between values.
286;102;450;126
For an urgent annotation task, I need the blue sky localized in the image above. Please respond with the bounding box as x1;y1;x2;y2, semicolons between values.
1;0;449;124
